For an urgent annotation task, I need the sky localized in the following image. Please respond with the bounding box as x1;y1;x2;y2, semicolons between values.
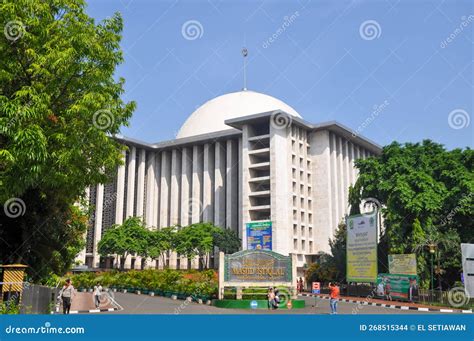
86;0;473;150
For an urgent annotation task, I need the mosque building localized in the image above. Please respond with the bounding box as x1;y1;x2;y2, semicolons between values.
77;89;381;276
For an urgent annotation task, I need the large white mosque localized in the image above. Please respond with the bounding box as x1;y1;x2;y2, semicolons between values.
76;89;381;276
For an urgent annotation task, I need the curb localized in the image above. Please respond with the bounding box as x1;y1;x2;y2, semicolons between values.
299;293;472;314
51;307;120;314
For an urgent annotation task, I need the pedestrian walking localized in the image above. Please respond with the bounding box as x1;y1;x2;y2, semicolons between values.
267;287;275;310
59;279;75;314
274;289;280;309
93;283;103;308
329;282;340;314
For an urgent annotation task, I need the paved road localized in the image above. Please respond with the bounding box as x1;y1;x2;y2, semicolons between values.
106;293;451;315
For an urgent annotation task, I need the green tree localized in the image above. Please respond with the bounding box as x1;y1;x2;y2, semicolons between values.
98;217;147;270
147;226;177;269
349;140;473;288
0;0;135;280
213;228;241;254
175;223;220;269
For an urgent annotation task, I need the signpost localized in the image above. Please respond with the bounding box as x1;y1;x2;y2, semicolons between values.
312;282;320;294
388;254;417;275
346;212;378;283
461;243;474;297
246;221;272;250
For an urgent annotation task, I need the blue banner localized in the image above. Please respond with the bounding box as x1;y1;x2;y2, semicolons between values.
246;221;272;250
0;315;472;340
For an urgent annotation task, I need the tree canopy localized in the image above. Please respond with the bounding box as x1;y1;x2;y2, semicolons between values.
349;140;473;288
0;0;135;280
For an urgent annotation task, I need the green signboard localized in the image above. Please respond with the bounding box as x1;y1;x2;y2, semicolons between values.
376;273;420;301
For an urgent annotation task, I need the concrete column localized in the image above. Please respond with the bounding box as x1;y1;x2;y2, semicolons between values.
344;139;350;216
160;151;171;228
180;148;192;226
310;130;332;254
170;149;181;225
93;183;104;268
169;149;181;269
136;149;146;218
191;145;203;224
330;133;338;234
238;137;243;240
203;143;214;222
226;140;238;231
241;128;250;248
152;154;161;228
270;123;291;255
145;152;156;227
126;146;136;218
214;142;226;227
349;142;356;186
115;150;126;224
337;136;345;227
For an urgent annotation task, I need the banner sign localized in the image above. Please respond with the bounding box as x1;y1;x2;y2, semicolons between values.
388;254;417;275
376;273;419;301
461;243;474;297
224;249;292;283
246;221;272;250
346;212;378;282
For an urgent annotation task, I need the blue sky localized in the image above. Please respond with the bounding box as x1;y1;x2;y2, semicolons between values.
87;0;473;149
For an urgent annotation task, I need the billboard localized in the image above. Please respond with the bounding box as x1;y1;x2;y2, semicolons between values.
461;243;474;297
246;221;272;250
388;254;417;275
346;212;378;282
376;273;419;301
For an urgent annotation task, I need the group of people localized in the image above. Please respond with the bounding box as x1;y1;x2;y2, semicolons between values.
267;287;281;309
58;279;104;314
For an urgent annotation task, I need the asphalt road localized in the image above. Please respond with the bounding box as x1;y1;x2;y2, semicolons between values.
105;293;451;315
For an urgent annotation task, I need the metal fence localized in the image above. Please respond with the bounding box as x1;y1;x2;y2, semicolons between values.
1;282;58;314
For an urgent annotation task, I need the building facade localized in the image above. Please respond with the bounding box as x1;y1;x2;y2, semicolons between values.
76;90;381;275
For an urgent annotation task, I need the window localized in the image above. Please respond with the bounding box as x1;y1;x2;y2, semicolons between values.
302;240;306;251
293;239;298;250
309;241;313;253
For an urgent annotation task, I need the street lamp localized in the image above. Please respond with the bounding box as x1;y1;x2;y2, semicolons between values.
428;244;436;299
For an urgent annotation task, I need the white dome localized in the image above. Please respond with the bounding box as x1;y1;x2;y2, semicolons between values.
177;90;301;138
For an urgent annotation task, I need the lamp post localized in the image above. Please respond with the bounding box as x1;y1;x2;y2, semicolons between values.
428;244;436;300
